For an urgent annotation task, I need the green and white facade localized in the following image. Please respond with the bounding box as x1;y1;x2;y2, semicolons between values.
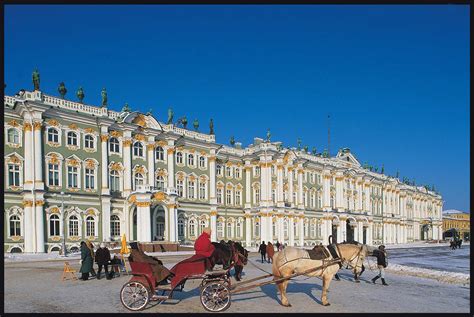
4;89;444;253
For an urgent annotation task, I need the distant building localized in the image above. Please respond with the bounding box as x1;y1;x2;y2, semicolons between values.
442;210;470;241
4;83;444;253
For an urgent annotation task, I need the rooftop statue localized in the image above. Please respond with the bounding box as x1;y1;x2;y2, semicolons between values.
266;129;271;142
304;145;308;153
381;164;384;174
122;102;131;113
182;116;187;129
32;68;40;91
146;108;153;116
76;87;85;103
58;82;67;99
230;136;235;146
101;88;108;107
209;118;214;135
167;108;174;124
312;147;317;155
297;138;302;150
193;119;199;131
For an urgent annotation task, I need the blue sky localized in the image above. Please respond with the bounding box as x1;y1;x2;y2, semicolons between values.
4;5;470;211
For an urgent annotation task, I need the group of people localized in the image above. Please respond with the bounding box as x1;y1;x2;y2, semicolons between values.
450;237;463;250
79;241;123;281
258;241;287;263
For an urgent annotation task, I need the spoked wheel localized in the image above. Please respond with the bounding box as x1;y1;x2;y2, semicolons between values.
120;281;150;311
200;281;231;312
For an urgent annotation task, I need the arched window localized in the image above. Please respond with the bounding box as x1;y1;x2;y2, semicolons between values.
134;173;144;190
227;222;233;238
48;128;59;143
226;166;232;177
48;162;60;187
176;179;184;197
199;182;206;200
110;215;121;236
234;167;241;178
217;188;223;204
255;188;260;203
49;214;60;236
7;128;20;144
254;220;260;237
9;215;21;236
188;154;194;166
109;137;120;153
272;220;276;237
67;131;78;146
84;135;94;149
133;142;143;157
155;175;165;190
200;220;206;234
178;218;185;237
155;146;164;161
235;190;241;205
85;167;95;190
216;164;222;176
8;163;21;187
176;152;183;164
189;219;196;236
217;221;224;238
188;180;195;199
236;222;242;237
69;215;79;236
284;219;288;238
86;216;95;236
304;222;309;237
110;170;120;191
199;156;205;168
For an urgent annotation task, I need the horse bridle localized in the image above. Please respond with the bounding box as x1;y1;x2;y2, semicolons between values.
337;244;365;271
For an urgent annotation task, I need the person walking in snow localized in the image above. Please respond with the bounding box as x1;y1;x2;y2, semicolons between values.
371;245;388;286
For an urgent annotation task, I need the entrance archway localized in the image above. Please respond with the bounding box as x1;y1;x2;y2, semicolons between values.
346;220;355;242
421;224;430;240
152;205;166;241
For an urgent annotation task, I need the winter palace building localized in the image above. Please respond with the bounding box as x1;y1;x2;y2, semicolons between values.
4;88;444;253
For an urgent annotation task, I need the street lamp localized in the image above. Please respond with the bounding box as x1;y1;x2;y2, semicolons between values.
52;191;72;256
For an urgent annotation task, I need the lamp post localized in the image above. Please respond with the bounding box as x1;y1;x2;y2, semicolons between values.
52;191;71;256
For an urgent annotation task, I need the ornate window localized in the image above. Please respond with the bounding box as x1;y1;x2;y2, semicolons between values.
176;152;183;164
156;175;165;191
226;166;232;177
235;167;241;179
85;168;95;190
216;164;222;176
189;219;196;236
176;179;184;197
188;154;195;167
272;221;276;237
236;221;242;237
48;128;59;143
134;173;144;190
84;135;94;149
68;215;79;237
254;220;260;237
217;188;223;204
310;222;316;238
109;137;120;153
7;128;20;144
272;189;276;203
200;220;206;234
86;216;95;237
49;214;60;236
304;222;309;237
67;166;79;188
110;215;121;237
199;156;206;168
9;215;21;237
8;164;20;187
217;221;224;238
235;190;241;205
255;188;260;204
227;222;233;238
178;218;185;237
199;182;206;200
67;131;78;146
156;146;164;161
284;219;288;238
48;163;60;187
133;142;144;157
317;194;322;209
226;189;232;205
110;170;120;192
254;166;260;177
188;180;195;199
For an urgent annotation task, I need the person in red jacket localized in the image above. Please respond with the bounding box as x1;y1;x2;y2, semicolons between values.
194;227;215;257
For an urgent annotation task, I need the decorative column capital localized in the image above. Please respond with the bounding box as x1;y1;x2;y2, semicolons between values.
23;123;32;131
167;148;175;154
210;210;218;216
36;200;45;206
123;139;132;147
33;121;43;131
208;156;216;162
136;201;151;207
100;134;109;142
146;143;155;150
23;200;34;207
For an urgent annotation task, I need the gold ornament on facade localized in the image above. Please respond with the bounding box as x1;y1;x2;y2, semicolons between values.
134;166;145;174
134;134;145;141
47;119;59;127
244;214;252;218
122;139;132;147
136;201;151;207
8;155;21;164
85;160;96;169
50;207;60;214
36;200;45;206
86;209;96;216
146;143;155;150
128;195;137;203
153;192;166;201
167;148;175;154
189;175;196;181
51;236;61;242
23;200;34;207
110;162;123;171
23;122;32;131
8;120;20;127
110;130;122;137
84;128;95;134
226;183;233;190
67;159;80;167
68;123;78;130
33;121;42;130
11;236;22;242
132;114;148;128
100;134;109;142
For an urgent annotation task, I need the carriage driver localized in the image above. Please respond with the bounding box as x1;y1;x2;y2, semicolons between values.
128;242;173;285
194;227;216;269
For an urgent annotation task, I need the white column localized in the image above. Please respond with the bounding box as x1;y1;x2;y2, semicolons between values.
23;122;34;191
101;198;111;241
364;182;371;213
297;168;304;209
136;196;151;242
298;216;304;247
168;203;177;242
209;155;217;205
167;141;175;189
260;215;267;244
288;167;294;207
368;222;373;245
122;132;132;196
320;217;328;244
338;219;346;242
100;132;110;195
244;162;251;209
277;164;284;207
278;214;284;245
335;174;344;211
210;210;217;242
35;199;45;252
245;213;251;248
23;200;34;252
147;137;155;187
323;173;331;210
33;120;44;190
288;215;295;246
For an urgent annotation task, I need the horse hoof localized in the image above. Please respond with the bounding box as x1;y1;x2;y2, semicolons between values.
283;304;292;307
323;303;331;306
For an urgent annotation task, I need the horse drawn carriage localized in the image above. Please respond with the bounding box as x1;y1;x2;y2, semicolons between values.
120;239;370;312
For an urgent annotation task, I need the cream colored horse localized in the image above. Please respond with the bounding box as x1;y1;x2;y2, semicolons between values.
271;243;368;307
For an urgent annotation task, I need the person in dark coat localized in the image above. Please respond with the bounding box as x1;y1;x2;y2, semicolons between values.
275;241;281;251
258;241;267;263
129;242;173;285
79;241;94;280
371;245;388;286
95;243;111;280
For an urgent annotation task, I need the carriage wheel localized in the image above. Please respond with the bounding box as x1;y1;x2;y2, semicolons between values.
200;281;231;312
120;281;150;311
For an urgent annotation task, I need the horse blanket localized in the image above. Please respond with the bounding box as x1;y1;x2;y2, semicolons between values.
307;246;331;260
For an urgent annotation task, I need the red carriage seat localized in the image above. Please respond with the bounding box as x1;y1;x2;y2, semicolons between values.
169;254;209;288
